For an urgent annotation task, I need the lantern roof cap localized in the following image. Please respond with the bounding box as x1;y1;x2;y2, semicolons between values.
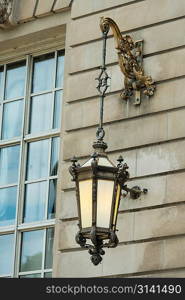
82;152;115;168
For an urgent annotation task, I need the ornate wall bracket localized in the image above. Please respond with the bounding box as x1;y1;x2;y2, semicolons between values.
0;0;18;29
100;17;156;105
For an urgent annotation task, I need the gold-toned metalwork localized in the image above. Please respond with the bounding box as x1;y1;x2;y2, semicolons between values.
100;17;156;105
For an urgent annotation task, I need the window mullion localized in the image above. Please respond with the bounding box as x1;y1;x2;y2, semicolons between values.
13;55;32;278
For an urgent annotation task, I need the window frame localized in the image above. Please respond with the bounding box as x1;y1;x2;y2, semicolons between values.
0;44;64;278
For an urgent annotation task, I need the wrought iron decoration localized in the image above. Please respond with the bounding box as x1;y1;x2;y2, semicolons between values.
69;17;148;266
100;17;155;105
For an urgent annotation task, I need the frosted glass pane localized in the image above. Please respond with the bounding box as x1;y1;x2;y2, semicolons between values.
32;53;55;93
2;100;23;139
113;184;121;228
5;61;26;100
0;234;14;275
29;93;52;134
0;186;17;226
0;145;20;185
26;140;49;181
24;181;47;223
20;230;44;272
96;180;114;228
79;180;92;228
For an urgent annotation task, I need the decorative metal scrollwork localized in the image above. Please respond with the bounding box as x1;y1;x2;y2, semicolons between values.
100;17;156;105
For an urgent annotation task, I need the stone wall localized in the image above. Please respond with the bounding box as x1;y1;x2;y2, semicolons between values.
54;0;185;277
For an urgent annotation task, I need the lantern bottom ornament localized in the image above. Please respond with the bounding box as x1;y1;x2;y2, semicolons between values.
75;227;119;265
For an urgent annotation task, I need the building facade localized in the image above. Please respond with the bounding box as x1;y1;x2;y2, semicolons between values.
0;0;185;278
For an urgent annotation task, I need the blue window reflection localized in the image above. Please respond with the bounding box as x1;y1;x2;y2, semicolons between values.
2;100;23;140
24;181;47;223
32;53;55;93
0;186;17;226
0;234;14;276
20;230;44;272
0;145;20;186
26;140;49;181
5;61;26;100
29;93;53;134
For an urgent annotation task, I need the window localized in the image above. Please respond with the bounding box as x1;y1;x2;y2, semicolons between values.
0;50;64;278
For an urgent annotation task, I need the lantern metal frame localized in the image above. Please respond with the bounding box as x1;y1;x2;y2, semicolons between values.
69;17;148;266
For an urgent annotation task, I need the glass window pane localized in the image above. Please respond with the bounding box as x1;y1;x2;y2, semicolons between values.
50;137;59;176
5;61;26;100
26;140;49;181
0;234;14;276
96;180;114;228
56;51;64;88
53;90;62;129
24;181;47;223
2;100;23;139
45;228;54;269
48;179;56;219
0;145;20;186
0;186;17;226
29;93;53;134
20;230;44;272
79;180;92;228
44;272;52;278
20;273;41;278
32;53;55;93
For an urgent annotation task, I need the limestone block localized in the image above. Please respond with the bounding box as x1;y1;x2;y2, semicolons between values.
168;109;185;140
65;79;185;131
69;0;185;46
59;220;78;250
134;205;185;241
60;190;77;220
63;113;168;159
35;0;54;17
166;172;185;203
131;269;185;278
119;176;166;211
164;237;185;269
18;0;37;21
54;0;71;11
71;0;134;19
59;250;103;277
58;236;185;277
136;140;185;177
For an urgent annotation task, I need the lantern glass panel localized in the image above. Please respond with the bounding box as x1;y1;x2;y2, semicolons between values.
79;180;92;228
112;184;121;229
96;180;114;228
